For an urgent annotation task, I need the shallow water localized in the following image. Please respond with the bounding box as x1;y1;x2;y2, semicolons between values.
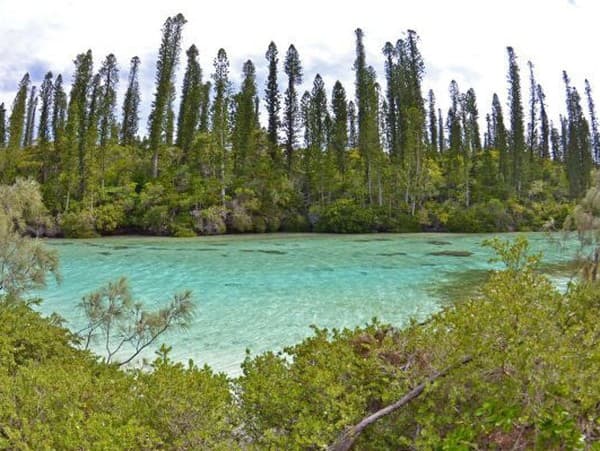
36;232;576;375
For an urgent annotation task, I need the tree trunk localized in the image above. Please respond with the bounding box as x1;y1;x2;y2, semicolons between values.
328;355;473;451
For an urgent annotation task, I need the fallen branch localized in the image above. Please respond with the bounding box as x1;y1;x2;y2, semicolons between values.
329;355;473;451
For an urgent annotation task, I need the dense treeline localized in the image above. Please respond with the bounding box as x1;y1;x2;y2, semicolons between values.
0;13;596;236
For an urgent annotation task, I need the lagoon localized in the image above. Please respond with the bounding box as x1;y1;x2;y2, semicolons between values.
36;233;577;375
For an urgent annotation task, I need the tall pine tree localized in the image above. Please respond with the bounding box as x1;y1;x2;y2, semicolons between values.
584;79;600;163
98;54;119;149
491;93;509;183
537;84;550;159
120;56;141;146
24;85;38;147
264;41;281;162
428;89;437;151
211;48;231;204
176;44;203;154
564;72;593;198
8;73;30;150
0;103;6;148
52;74;67;148
38;72;54;182
148;13;186;177
232;60;258;177
507;47;526;194
331;81;348;174
283;45;302;172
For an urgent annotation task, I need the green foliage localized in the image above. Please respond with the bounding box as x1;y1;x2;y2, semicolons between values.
60;209;98;238
0;179;59;296
78;277;195;366
312;199;375;233
237;238;600;448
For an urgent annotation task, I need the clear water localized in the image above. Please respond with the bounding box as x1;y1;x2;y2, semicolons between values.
35;233;577;375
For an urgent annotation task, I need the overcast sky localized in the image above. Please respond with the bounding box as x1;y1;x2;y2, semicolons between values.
1;0;598;133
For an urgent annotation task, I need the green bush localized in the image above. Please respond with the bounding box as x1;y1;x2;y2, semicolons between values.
313;199;376;233
60;210;98;238
194;206;227;235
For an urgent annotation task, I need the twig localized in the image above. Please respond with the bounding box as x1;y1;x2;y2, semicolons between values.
329;355;473;451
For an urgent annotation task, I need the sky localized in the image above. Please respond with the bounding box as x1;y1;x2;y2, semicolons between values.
0;0;598;134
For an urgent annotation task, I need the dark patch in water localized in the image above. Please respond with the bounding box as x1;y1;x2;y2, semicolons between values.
83;242;103;248
376;252;407;257
99;251;111;256
110;245;131;250
353;238;393;243
50;242;75;246
427;240;452;246
224;283;242;287
221;254;228;258
240;249;287;255
427;269;488;303
360;271;368;276
429;250;473;257
207;243;228;246
421;263;436;267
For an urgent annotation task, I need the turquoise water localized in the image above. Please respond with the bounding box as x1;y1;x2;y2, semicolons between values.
36;233;576;375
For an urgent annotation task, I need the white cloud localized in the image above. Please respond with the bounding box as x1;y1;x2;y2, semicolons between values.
0;0;598;131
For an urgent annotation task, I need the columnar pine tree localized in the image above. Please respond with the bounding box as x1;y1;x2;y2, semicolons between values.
560;114;568;162
176;44;203;154
52;74;67;147
537;84;550;159
24;85;38;147
428;89;437;151
198;81;211;133
507;47;526;194
331;81;348;174
462;88;481;206
550;121;562;161
484;113;492;149
383;41;399;159
98;54;118;149
38;72;53;147
211;48;231;204
348;100;357;148
564;72;593;198
64;50;93;201
447;80;462;155
148;13;186;178
8;73;30;150
232;60;258;178
303;74;328;203
492;93;509;183
264;42;281;162
0;103;6;148
526;61;538;158
120;56;141;146
84;73;101;194
438;108;445;152
38;72;54;182
283;44;302;171
300;90;311;149
584;79;600;163
464;88;481;152
354;29;380;204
